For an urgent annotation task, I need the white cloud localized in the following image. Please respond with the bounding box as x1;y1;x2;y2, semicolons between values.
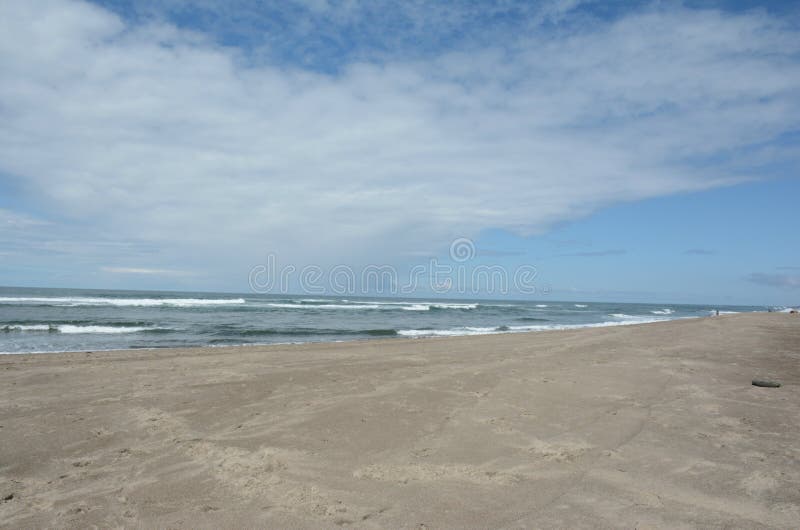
747;273;800;289
0;208;50;228
0;1;798;286
558;249;627;258
101;266;195;276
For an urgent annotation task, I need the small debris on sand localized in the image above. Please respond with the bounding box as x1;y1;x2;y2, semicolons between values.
752;379;781;388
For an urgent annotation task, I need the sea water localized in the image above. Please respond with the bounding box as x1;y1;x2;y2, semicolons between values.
0;286;767;354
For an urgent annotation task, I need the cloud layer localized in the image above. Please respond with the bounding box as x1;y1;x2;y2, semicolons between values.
747;273;800;289
1;0;799;285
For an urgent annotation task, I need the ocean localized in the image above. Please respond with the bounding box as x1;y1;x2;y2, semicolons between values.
0;286;767;354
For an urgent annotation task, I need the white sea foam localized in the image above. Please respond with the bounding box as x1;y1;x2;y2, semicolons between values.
398;326;499;337
2;324;158;334
398;317;684;338
266;303;383;310
2;324;51;331
57;325;152;334
535;304;548;308
266;301;478;311
0;296;245;307
574;304;588;308
402;304;431;311
609;313;670;323
373;301;479;310
651;308;674;315
401;303;478;310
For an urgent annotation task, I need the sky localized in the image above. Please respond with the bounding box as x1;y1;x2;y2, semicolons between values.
0;0;798;305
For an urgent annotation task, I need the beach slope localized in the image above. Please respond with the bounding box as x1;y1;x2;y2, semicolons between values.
1;313;798;528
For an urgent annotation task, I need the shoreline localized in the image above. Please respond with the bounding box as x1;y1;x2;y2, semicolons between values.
1;312;724;358
1;312;798;527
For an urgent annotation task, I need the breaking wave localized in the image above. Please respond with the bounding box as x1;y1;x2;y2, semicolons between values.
2;323;165;334
0;296;245;307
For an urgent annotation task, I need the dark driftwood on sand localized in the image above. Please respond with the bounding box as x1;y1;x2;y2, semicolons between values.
752;379;782;388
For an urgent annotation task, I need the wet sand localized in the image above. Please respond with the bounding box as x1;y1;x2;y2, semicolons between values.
1;313;798;528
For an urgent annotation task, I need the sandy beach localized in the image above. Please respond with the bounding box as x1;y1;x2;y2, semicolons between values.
0;313;798;528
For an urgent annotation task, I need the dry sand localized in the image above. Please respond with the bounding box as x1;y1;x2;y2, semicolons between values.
0;313;798;528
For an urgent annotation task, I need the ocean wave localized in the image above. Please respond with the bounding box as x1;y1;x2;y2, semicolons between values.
264;301;478;311
2;324;163;334
0;296;245;307
609;313;668;322
2;324;52;332
213;327;398;337
535;304;548;308
265;303;383;310
574;304;588;308
508;318;674;331
369;300;479;310
352;329;398;336
398;317;685;338
59;325;156;334
398;326;500;337
401;303;479;311
651;308;674;315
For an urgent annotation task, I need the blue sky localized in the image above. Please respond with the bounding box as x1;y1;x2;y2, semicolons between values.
0;0;798;305
469;177;800;304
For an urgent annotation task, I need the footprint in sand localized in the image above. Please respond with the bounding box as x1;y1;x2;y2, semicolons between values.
353;463;518;485
526;439;592;463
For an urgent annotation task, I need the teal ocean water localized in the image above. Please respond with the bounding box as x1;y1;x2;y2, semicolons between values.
0;287;768;354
